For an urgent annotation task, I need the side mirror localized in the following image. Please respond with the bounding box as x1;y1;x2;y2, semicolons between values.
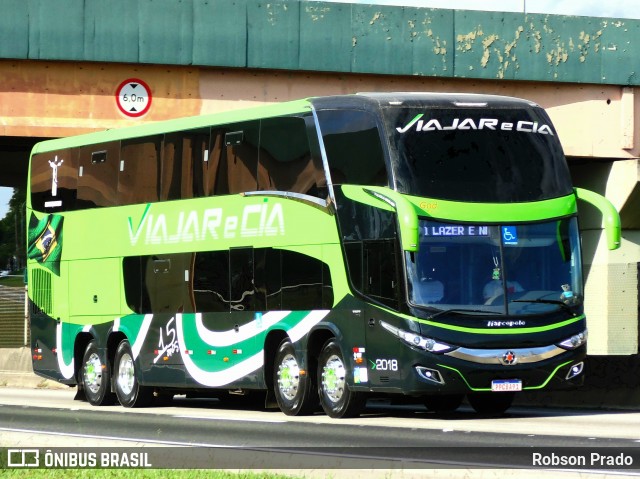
574;187;621;250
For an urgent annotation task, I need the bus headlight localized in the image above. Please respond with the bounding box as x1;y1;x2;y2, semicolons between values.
557;329;588;350
379;320;454;353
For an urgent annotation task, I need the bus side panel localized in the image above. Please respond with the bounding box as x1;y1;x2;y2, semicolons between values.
30;310;64;382
29;256;76;384
180;311;262;390
30;311;86;386
363;305;420;393
115;311;263;390
68;258;121;318
120;313;187;388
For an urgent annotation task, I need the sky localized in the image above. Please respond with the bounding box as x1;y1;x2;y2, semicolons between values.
1;0;638;221
0;188;11;220
323;0;640;19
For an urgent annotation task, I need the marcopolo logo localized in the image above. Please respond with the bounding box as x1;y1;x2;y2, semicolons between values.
396;113;555;135
128;202;285;246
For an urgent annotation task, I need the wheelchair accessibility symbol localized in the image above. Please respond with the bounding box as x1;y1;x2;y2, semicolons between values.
502;226;518;245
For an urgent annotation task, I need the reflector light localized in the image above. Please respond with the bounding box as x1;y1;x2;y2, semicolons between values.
566;361;584;380
415;366;445;384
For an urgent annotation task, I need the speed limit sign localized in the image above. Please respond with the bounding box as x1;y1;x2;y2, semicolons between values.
115;78;152;117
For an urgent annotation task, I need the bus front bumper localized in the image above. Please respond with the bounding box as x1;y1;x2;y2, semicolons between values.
404;345;586;395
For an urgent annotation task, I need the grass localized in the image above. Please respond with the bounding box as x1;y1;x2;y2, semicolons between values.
0;276;24;287
0;470;304;479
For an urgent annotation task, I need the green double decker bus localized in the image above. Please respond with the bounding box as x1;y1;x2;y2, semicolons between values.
27;92;620;417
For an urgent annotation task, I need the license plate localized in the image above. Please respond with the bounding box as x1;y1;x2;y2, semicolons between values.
491;379;522;392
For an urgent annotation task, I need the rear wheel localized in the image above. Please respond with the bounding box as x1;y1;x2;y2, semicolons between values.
114;340;153;408
468;392;515;414
317;339;365;418
423;394;464;413
273;338;317;415
81;340;116;406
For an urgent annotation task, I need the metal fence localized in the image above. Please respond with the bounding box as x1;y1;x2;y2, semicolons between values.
0;283;27;348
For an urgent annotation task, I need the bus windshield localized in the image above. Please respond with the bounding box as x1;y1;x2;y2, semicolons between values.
385;107;573;202
405;217;583;315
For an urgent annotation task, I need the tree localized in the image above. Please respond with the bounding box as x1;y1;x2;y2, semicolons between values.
0;188;26;272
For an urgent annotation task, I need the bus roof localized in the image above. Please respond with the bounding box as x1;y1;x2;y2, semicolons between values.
31;98;312;154
310;92;541;110
31;92;540;154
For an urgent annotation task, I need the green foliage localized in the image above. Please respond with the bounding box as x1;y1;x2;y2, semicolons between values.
0;188;26;271
0;275;24;287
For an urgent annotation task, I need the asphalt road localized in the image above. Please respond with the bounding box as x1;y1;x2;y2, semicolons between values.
1;387;640;476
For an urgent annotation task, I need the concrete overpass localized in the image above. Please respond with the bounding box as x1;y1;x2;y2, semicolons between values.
1;0;639;359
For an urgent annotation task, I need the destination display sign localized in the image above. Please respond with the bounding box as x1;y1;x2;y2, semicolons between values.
421;225;489;237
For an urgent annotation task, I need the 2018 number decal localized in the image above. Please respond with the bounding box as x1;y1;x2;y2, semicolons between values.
372;359;398;371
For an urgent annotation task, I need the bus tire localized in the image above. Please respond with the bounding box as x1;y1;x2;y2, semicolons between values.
318;338;365;419
467;392;515;415
81;340;116;406
273;338;317;416
114;339;153;408
423;394;464;413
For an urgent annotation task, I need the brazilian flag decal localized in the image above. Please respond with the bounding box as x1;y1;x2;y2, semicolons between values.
28;213;64;275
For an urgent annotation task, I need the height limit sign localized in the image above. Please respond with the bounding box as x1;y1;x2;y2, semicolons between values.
116;78;152;117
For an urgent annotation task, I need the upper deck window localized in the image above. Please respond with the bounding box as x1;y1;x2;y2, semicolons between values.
385;107;573;202
316;109;387;186
257;116;325;196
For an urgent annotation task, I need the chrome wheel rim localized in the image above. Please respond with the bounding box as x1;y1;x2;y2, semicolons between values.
321;354;346;404
117;352;135;396
84;352;103;394
277;353;300;401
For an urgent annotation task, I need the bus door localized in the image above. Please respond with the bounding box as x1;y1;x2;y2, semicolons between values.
362;239;405;388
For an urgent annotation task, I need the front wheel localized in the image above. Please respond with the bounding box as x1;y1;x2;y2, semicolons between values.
317;338;365;418
467;392;515;415
81;340;116;406
273;338;317;415
114;340;153;408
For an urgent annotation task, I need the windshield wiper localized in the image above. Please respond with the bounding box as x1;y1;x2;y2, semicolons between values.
428;308;500;320
510;298;578;315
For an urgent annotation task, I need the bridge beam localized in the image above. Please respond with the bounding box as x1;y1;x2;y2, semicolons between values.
0;60;638;160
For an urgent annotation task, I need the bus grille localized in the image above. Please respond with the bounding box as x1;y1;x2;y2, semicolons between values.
31;268;53;316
